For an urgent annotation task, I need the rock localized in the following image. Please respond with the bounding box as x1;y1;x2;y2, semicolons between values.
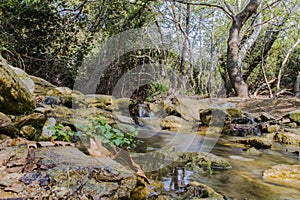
236;137;272;149
199;108;229;126
226;108;242;117
0;146;139;199
84;94;113;110
12;113;46;139
160;115;191;132
9;66;35;94
20;125;37;140
246;147;261;155
181;181;224;200
0;56;36;114
41;118;57;140
263;164;300;188
30;75;56;96
113;98;131;115
286;110;300;124
0;112;18;137
257;112;276;122
267;124;280;133
274;132;300;146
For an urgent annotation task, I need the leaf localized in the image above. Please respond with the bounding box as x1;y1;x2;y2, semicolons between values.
88;137;112;158
114;138;123;147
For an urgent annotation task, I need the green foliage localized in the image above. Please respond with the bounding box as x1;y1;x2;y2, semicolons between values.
48;124;80;142
76;117;140;149
145;82;168;102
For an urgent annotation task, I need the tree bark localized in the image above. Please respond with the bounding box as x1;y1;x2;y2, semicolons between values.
295;72;300;98
227;0;262;97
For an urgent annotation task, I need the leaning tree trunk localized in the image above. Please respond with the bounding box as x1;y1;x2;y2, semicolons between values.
227;0;262;98
295;72;300;98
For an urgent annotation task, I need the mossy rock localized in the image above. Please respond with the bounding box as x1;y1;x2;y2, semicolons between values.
286;110;300;124
0;56;36;114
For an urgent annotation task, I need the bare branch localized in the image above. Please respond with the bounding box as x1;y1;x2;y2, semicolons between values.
171;0;234;19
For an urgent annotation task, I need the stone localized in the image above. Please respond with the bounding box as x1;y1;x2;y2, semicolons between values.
200;108;230;126
286;110;300;124
160;115;192;132
41;118;57;140
10;66;35;94
263;164;300;188
267;124;280;133
30;75;56;96
236;137;272;149
274;132;300;146
84;94;113;110
0;56;36;114
226;108;242;117
20;125;37;140
0;146;139;199
0;112;18;137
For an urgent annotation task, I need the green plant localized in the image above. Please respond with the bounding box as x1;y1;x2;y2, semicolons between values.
76;117;140;149
48;124;79;142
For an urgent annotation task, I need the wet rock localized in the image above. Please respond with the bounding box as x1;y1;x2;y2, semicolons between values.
160;115;192;132
274;132;300;146
236;137;272;149
263;164;300;188
286;110;300;124
0;56;36;114
246;147;261;155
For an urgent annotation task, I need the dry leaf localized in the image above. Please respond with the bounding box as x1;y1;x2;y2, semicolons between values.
88;137;112;158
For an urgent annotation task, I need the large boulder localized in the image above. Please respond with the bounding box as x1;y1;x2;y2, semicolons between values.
10;66;35;94
0;56;36;114
0;146;138;199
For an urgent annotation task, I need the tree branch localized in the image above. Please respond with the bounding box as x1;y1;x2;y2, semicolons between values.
171;0;233;19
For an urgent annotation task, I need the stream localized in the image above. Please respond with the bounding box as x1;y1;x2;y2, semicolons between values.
133;125;300;200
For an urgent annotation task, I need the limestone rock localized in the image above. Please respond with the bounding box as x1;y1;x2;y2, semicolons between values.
274;132;300;146
10;66;34;94
0;56;36;114
30;75;56;96
236;137;272;149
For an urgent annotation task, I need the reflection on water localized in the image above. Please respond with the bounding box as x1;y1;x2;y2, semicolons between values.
135;127;300;199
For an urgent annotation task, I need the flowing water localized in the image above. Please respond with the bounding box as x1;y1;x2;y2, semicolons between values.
134;126;300;200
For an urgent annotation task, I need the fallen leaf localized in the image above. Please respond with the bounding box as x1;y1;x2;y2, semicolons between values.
88;137;112;158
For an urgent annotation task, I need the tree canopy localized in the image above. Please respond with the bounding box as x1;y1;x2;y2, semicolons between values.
1;0;299;97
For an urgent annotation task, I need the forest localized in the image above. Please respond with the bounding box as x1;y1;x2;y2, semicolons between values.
1;0;300;199
1;0;299;98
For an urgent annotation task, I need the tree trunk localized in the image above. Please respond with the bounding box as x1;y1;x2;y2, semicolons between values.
227;0;262;97
295;72;300;98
